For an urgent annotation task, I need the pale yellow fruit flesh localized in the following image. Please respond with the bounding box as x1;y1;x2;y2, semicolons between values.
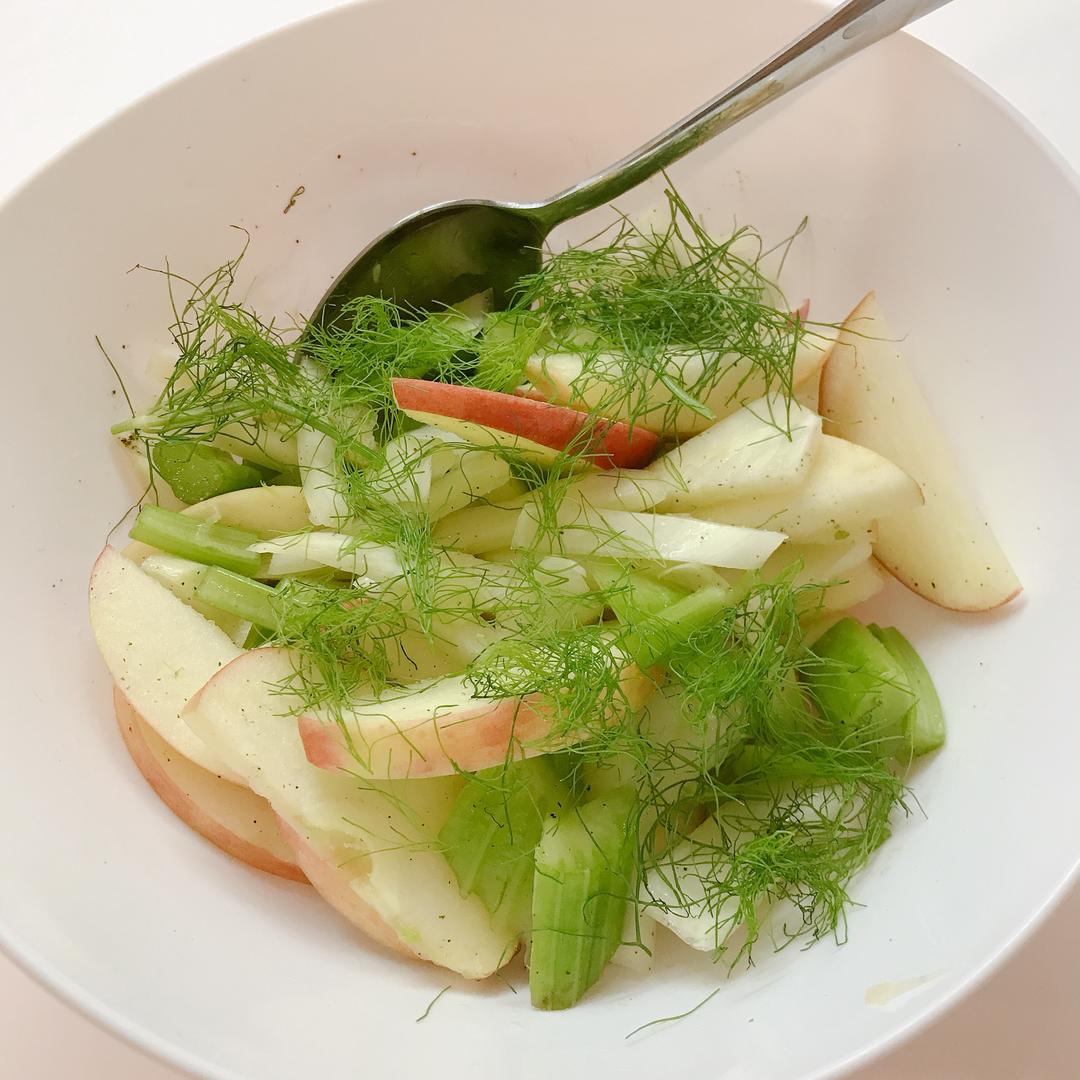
184;648;519;978
89;547;243;781
696;435;922;544
819;293;1020;611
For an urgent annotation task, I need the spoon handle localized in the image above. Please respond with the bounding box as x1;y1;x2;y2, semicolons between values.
532;0;952;230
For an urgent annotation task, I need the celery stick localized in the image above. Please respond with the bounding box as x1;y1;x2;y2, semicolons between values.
806;617;914;757
529;788;636;1010
439;759;571;936
868;624;945;756
586;561;688;622
621;584;730;668
129;506;265;577
242;623;273;649
617;573;689;619
254;463;303;488
151;442;263;504
194;567;280;628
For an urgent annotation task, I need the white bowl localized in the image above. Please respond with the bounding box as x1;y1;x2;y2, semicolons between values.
2;1;1077;1077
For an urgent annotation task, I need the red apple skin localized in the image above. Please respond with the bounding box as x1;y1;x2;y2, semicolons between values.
513;384;549;402
391;378;659;469
298;666;657;778
114;688;308;884
299;693;563;776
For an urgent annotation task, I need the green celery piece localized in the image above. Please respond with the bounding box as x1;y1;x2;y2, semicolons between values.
806;617;914;758
151;442;263;504
129;506;265;577
587;561;688;623
263;465;303;487
530;788;636;1011
869;624;946;756
540;750;581;790
440;759;571;937
194;567;280;629
621;584;730;669
242;624;273;649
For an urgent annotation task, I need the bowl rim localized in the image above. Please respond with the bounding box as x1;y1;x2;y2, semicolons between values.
3;3;1078;1078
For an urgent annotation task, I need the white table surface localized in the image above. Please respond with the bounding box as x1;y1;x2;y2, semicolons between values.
2;1;1078;1076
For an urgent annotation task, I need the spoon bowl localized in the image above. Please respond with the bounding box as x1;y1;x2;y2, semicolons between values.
313;0;949;319
318;200;546;319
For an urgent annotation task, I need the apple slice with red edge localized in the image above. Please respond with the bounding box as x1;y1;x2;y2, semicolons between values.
89;546;245;781
273;817;415;958
293;658;656;780
184;647;521;978
391;378;659;470
114;687;306;883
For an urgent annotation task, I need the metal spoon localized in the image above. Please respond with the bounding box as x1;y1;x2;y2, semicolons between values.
313;0;951;321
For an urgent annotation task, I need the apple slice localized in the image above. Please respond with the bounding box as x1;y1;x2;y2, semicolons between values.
114;688;305;883
644;393;822;510
89;547;243;781
696;434;923;544
272;818;414;957
184;648;519;978
819;293;1021;610
819;558;888;611
391;378;659;470
524;328;837;437
138;553;248;643
293;653;654;779
793;367;824;413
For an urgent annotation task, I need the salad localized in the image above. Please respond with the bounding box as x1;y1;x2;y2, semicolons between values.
90;194;1020;1011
